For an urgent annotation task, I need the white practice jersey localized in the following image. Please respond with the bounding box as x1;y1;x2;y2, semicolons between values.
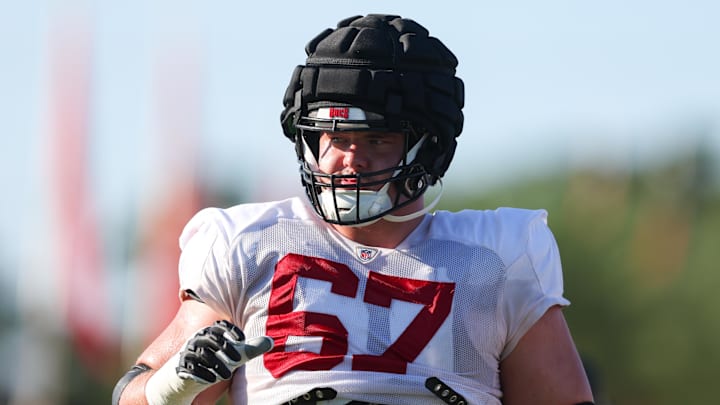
178;197;569;405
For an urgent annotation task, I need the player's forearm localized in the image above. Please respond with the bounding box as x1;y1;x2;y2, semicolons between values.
114;320;272;405
114;363;227;405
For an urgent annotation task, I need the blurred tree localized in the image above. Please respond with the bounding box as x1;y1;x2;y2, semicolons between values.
439;149;720;405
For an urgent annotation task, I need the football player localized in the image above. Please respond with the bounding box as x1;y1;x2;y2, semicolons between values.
114;14;594;405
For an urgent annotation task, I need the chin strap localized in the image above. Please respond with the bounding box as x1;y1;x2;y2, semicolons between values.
383;180;443;223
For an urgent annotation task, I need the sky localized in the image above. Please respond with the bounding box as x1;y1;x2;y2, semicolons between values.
2;0;720;292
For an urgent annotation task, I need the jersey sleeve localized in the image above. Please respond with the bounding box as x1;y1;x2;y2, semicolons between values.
498;210;570;360
177;207;239;321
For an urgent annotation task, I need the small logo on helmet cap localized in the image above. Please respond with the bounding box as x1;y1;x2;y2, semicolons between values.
328;107;349;119
355;246;379;263
312;106;372;129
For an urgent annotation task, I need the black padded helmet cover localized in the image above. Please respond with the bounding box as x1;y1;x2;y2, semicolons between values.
281;14;465;182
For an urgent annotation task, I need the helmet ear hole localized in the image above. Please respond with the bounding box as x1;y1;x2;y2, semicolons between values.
399;167;428;198
410;176;426;194
401;178;416;197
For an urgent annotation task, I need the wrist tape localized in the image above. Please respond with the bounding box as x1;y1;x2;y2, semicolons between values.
144;353;207;405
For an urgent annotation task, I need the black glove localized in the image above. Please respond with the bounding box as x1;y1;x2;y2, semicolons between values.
176;320;274;384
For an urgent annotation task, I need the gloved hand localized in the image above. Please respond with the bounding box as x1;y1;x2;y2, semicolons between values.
145;320;274;405
176;320;273;384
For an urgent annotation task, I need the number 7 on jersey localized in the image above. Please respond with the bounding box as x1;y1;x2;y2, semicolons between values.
264;253;455;378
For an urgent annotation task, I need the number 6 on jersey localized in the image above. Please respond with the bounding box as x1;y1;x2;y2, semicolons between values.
264;253;455;378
